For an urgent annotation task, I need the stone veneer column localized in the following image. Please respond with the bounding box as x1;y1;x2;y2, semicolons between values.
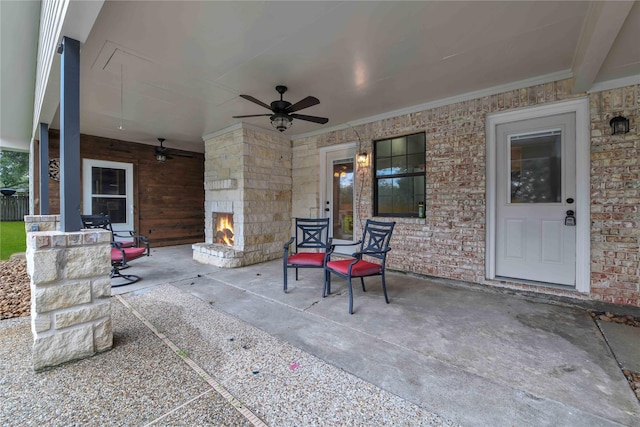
25;220;113;371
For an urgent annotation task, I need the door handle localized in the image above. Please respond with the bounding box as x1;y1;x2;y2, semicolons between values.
565;210;576;226
324;208;330;212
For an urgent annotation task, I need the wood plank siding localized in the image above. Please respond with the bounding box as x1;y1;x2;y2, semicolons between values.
38;130;204;247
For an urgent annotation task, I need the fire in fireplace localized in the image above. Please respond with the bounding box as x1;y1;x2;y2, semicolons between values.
214;213;234;246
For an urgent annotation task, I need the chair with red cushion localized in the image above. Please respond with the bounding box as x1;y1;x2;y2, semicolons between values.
324;219;395;314
81;214;150;287
283;217;331;293
110;243;149;286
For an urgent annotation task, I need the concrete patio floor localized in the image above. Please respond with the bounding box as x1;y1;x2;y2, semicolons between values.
2;244;640;426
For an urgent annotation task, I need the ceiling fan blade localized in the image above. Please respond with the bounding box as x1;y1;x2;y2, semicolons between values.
290;113;329;124
171;152;194;158
239;95;272;110
232;114;272;118
287;96;320;113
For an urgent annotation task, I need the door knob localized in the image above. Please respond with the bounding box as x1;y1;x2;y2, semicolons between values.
565;210;576;226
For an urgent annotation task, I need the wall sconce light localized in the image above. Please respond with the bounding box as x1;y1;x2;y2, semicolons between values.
357;152;368;164
610;116;630;135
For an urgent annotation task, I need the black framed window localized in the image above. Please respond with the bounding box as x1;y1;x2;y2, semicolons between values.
374;132;426;217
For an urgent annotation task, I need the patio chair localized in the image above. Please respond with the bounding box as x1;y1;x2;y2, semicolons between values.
324;219;395;314
283;217;332;293
81;214;150;287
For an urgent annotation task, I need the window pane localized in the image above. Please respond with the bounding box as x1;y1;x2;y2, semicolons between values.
391;156;408;174
407;153;424;172
377;139;391;158
376;158;392;176
377;176;425;215
510;132;561;203
392;178;413;212
391;138;406;156
407;133;425;154
413;175;425;207
92;167;126;195
92;197;127;223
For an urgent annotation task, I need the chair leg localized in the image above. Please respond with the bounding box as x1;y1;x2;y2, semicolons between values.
381;272;389;304
347;276;354;315
111;266;140;287
360;277;366;292
295;267;299;281
283;259;288;293
323;269;330;297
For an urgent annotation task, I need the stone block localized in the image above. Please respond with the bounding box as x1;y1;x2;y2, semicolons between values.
33;325;94;371
28;234;51;249
92;277;112;299
83;230;111;245
33;280;92;313
50;234;68;247
65;245;111;279
26;248;60;285
67;233;84;246
94;317;113;352
31;313;51;333
55;301;111;329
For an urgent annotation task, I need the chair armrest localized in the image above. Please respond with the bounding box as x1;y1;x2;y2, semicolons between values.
328;239;361;254
351;247;391;258
120;234;150;255
284;236;295;250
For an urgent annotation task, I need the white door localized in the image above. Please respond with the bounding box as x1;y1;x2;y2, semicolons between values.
495;113;576;286
320;145;356;253
82;159;135;234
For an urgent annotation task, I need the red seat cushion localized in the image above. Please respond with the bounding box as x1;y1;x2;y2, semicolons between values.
111;247;146;262
288;252;326;266
326;259;382;276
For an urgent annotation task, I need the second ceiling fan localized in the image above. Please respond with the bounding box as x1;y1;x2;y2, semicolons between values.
233;85;329;132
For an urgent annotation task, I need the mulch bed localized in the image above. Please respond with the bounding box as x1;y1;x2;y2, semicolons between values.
0;254;30;320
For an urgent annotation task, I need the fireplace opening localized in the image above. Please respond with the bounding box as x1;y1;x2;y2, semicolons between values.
214;213;234;246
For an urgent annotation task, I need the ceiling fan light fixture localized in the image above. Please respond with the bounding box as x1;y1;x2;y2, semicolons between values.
271;114;292;132
156;153;167;163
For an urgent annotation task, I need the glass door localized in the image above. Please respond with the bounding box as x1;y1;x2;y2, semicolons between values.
322;145;356;254
331;158;354;240
82;159;134;234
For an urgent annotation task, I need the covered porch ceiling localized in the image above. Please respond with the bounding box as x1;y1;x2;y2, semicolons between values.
3;1;640;154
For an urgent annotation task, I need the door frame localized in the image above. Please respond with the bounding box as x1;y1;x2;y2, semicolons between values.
82;158;135;233
319;142;357;244
485;98;590;293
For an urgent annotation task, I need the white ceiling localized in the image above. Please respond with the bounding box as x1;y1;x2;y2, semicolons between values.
3;1;640;154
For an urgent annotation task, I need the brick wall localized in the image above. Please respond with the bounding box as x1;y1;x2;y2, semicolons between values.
589;86;640;305
293;79;640;307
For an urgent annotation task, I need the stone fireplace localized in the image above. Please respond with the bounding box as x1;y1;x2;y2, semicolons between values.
192;124;292;268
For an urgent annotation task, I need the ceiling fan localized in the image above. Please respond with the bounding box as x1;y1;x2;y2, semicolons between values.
154;138;193;163
233;85;329;132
